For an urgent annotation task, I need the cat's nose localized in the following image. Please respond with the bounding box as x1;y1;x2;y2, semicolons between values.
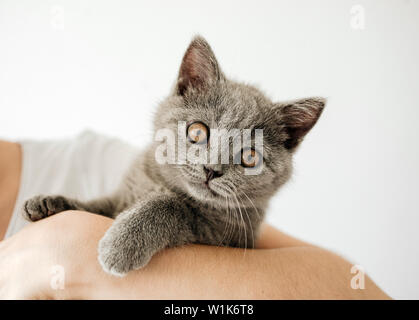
204;165;223;181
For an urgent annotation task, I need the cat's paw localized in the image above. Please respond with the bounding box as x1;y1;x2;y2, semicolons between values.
98;230;152;277
22;195;70;222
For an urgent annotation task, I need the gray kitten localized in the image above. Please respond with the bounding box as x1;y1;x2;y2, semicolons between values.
22;36;325;276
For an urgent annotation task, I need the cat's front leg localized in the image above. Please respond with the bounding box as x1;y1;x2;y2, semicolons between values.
98;195;193;277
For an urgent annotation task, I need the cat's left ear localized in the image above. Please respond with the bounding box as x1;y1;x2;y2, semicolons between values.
275;97;326;150
176;36;224;96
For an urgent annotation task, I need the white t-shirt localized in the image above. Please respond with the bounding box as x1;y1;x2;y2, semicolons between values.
5;131;139;239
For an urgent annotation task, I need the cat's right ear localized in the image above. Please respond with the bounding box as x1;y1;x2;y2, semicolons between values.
176;36;224;96
275;97;326;150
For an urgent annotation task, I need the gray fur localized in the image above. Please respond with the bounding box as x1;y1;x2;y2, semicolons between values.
22;36;325;276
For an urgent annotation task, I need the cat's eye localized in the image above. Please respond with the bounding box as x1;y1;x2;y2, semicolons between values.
241;148;260;168
187;122;209;144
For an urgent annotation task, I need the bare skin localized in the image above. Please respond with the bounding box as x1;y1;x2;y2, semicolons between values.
0;140;390;299
0;140;21;239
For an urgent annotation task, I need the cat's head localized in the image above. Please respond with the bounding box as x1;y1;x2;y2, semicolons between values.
154;36;325;208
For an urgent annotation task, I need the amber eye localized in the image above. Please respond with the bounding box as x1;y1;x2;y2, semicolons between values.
187;122;209;144
241;149;260;168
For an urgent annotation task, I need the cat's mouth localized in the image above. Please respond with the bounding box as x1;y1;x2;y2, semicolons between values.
179;166;224;201
189;180;219;198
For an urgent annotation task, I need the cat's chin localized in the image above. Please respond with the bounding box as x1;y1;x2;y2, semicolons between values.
184;180;220;202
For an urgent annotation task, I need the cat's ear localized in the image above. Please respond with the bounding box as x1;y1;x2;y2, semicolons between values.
275;97;326;150
176;36;224;96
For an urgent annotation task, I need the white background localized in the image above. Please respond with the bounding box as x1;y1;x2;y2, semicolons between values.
1;0;418;299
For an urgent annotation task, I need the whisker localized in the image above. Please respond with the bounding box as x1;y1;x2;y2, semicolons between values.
234;193;248;252
235;192;255;249
222;184;236;246
223;180;256;251
217;194;231;247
